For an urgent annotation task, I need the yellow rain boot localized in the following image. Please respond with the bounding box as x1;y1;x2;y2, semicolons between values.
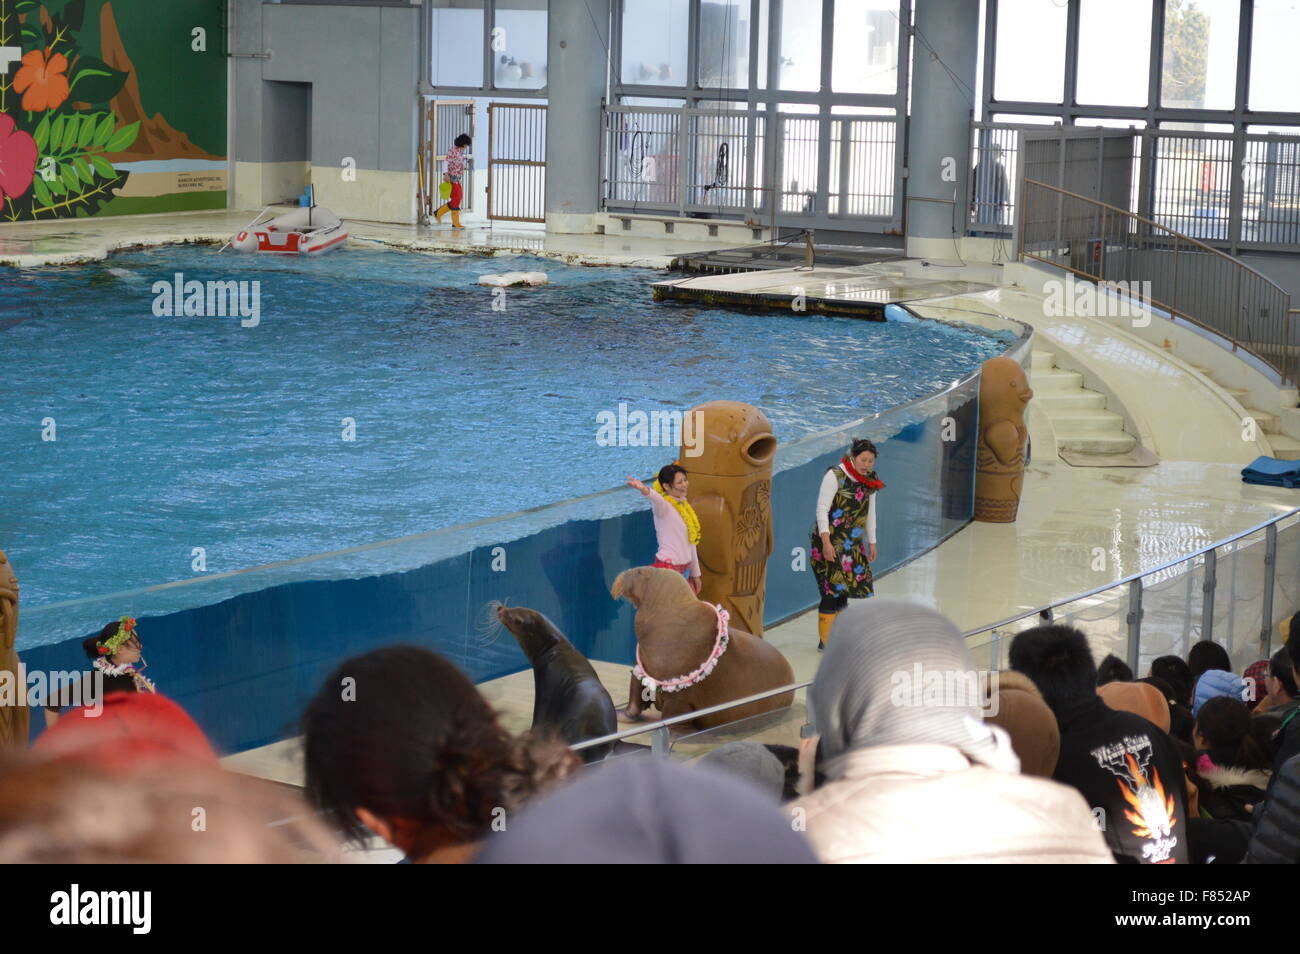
434;203;448;224
450;209;464;230
817;612;835;651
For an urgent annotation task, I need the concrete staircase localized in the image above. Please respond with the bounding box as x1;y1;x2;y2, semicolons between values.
1184;363;1300;461
1031;349;1137;456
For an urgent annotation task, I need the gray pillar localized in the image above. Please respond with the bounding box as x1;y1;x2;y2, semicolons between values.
905;0;979;252
545;0;610;232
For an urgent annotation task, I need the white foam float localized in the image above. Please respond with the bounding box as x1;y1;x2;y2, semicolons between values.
476;271;549;287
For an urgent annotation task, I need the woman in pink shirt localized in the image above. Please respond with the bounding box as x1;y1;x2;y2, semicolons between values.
620;464;702;721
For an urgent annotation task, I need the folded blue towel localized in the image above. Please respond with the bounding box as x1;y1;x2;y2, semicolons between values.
1242;456;1300;488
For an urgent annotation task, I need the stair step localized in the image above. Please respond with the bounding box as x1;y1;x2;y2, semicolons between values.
1049;411;1128;435
1036;391;1108;411
1244;409;1281;434
1223;386;1249;401
1030;368;1084;392
1059;433;1138;455
1270;434;1300;461
1031;350;1056;371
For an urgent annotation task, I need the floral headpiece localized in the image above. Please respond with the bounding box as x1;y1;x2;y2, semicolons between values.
97;616;138;656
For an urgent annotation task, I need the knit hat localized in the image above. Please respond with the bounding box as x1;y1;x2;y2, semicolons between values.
811;599;1019;779
1099;680;1171;733
696;742;786;800
473;757;818;864
984;670;1060;777
1242;659;1270;708
1192;669;1246;717
33;693;217;771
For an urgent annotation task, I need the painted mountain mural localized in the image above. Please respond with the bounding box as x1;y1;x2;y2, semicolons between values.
0;0;226;221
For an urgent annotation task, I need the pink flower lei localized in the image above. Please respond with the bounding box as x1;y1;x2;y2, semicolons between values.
633;603;731;694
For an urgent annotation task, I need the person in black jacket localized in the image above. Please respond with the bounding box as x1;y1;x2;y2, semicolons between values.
1264;626;1300;794
1011;624;1189;864
1244;752;1300;863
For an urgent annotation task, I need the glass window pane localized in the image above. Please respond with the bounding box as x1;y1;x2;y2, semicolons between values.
777;0;822;92
431;0;485;88
1161;0;1239;110
493;0;547;90
992;113;1060;124
621;0;689;86
993;0;1066;103
699;0;751;90
832;0;900;95
757;0;769;87
1077;0;1151;106
1249;0;1300;112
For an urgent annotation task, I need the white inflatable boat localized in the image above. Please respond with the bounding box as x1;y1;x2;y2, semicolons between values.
228;205;348;256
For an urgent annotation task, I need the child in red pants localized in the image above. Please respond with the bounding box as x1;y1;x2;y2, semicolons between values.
434;133;471;229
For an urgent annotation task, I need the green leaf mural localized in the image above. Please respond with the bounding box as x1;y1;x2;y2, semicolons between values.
1;0;227;221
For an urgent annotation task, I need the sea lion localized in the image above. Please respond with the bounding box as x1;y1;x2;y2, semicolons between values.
611;566;795;731
497;605;618;763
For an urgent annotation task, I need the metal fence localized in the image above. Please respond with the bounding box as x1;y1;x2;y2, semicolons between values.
970;123;1300;253
575;507;1300;758
486;102;546;223
1019;177;1298;387
600;104;901;231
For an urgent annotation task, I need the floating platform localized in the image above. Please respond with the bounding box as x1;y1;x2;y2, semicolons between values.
671;242;905;275
652;265;997;319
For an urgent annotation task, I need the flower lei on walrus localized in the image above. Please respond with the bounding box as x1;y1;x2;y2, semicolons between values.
652;477;702;544
633;603;730;693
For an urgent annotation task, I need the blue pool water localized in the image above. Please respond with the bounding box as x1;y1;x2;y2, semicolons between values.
1;244;1010;616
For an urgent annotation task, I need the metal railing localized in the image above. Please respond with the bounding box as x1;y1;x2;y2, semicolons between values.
600;104;901;231
970;123;1300;253
583;506;1300;756
1019;177;1298;387
419;98;475;220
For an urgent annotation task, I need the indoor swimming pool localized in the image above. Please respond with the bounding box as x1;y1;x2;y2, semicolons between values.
2;243;1012;645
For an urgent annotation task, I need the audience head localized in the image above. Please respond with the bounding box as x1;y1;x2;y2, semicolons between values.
1188;640;1231;683
34;693;216;772
696;742;786;800
1098;680;1171;733
1242;659;1270;709
1267;648;1298;703
474;757;817;864
301;645;579;862
1096;654;1133;686
0;756;338;863
983;670;1060;777
1008;624;1097;716
1192;696;1270;772
1149;656;1194;707
1287;622;1300;682
1193;668;1245;717
810;600;1017;779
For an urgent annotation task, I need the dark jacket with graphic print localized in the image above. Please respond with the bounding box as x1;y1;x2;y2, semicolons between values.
1051;697;1189;864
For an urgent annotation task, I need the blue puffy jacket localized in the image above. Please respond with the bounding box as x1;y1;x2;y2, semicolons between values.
1193;669;1246;717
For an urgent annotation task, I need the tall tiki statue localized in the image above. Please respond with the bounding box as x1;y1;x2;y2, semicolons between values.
685;402;777;636
0;550;27;751
974;356;1034;523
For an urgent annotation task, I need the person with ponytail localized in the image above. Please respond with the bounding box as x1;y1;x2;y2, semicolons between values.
810;438;884;651
621;464;703;721
1190;695;1272;821
301;645;579;863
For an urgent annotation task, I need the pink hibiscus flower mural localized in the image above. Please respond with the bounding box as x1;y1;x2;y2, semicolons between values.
0;115;38;202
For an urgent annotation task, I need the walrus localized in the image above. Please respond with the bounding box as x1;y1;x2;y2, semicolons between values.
611;566;795;731
497;605;618;763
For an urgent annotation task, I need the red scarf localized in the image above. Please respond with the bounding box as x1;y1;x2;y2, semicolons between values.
841;456;884;491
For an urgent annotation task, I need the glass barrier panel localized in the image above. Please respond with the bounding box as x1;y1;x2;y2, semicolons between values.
1210;530;1270;672
1137;555;1206;674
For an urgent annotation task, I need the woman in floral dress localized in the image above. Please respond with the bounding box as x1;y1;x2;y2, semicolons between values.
810;438;884;651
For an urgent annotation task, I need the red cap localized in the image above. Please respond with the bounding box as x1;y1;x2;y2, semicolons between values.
34;693;217;771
